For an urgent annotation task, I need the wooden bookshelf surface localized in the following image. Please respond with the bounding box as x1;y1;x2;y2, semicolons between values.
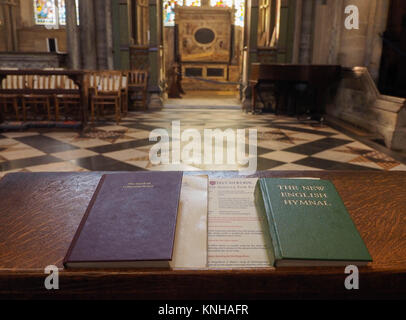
0;171;405;299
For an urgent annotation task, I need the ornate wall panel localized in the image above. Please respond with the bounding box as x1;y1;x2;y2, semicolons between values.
175;7;232;63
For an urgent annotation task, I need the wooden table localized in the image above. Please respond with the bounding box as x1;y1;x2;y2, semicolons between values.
0;171;405;299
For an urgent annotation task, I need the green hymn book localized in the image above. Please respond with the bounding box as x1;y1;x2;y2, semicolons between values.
255;178;372;267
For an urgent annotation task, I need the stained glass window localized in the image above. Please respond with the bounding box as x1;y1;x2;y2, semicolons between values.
209;0;244;26
185;0;201;6
57;0;79;26
34;0;56;25
34;0;79;26
163;0;183;26
58;0;66;24
210;0;232;7
234;0;244;26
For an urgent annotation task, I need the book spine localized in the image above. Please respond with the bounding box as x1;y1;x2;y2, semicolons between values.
63;174;106;267
255;180;282;261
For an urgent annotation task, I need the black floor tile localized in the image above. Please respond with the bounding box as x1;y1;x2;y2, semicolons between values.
15;135;79;154
293;157;379;171
0;155;63;172
72;155;146;171
284;137;350;155
122;123;165;131
256;157;285;170
307;137;352;148
265;124;336;137
256;146;275;156
87;138;154;154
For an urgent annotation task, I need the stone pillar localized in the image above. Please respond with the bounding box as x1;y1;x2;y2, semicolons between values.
1;1;18;51
338;0;390;81
95;0;108;69
364;0;390;81
242;0;259;111
9;2;17;51
298;0;315;64
148;0;163;109
105;0;115;70
311;0;344;65
338;0;370;67
79;0;97;69
65;0;81;69
292;0;303;63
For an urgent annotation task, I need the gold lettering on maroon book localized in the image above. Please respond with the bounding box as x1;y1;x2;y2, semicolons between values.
123;182;154;189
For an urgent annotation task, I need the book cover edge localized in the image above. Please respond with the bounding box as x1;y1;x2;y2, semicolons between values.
168;172;184;261
256;179;282;261
63;174;107;267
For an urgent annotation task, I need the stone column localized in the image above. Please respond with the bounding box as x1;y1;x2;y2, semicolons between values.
148;0;163;109
65;0;81;69
95;0;108;69
242;0;259;111
311;0;344;65
9;2;18;51
338;0;390;82
0;4;12;51
364;0;390;81
292;0;303;63
298;0;315;64
79;0;97;69
105;0;115;70
338;0;372;68
1;1;18;51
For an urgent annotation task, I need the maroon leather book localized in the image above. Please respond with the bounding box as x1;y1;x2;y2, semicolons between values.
64;172;183;268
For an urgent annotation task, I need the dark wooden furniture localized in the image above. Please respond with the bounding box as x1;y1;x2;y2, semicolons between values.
249;63;342;119
0;171;406;299
127;70;148;110
0;69;88;126
0;94;20;121
54;75;81;122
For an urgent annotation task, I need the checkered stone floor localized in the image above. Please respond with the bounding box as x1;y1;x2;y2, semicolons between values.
1;109;405;176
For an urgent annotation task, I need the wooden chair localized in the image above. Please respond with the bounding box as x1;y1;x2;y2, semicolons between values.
0;94;20;121
127;70;148;110
22;75;52;121
54;75;81;121
0;75;25;121
90;71;122;124
121;71;129;116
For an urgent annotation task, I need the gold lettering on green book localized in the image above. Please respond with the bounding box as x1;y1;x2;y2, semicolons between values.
278;184;331;207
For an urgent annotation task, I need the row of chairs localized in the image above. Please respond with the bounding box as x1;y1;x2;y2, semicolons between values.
0;70;148;124
0;74;80;122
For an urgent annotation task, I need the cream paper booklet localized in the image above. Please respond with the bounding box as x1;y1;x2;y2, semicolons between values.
208;178;274;269
170;175;208;269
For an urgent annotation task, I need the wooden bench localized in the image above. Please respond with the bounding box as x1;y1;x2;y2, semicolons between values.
0;171;405;299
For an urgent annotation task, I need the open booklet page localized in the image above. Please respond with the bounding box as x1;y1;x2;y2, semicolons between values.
208;178;274;269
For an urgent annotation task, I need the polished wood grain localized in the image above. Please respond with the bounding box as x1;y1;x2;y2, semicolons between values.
0;171;405;299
